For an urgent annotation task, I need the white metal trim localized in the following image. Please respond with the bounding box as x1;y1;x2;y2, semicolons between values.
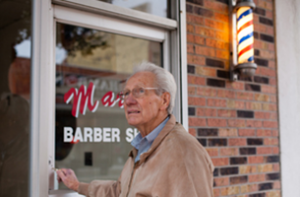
30;0;54;196
179;0;188;131
52;0;177;30
54;5;166;42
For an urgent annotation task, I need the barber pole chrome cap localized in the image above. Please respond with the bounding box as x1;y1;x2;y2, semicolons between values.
235;0;257;77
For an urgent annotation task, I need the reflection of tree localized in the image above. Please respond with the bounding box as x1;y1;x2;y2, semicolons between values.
0;0;31;44
57;24;108;57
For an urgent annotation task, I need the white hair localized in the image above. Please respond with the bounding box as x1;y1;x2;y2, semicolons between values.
128;62;177;114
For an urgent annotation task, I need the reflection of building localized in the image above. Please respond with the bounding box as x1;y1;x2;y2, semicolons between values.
4;0;300;197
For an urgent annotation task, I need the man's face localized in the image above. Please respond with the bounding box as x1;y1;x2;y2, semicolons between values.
123;71;165;131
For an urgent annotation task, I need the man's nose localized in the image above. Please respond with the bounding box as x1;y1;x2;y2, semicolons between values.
125;94;137;105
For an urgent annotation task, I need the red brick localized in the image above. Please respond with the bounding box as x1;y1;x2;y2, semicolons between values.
206;148;219;157
228;119;246;127
273;147;279;154
204;0;228;13
188;97;206;106
207;118;227;127
273;181;281;189
262;103;277;111
211;157;229;166
188;75;206;85
187;24;194;33
261;85;277;94
257;129;273;137
207;98;227;107
257;147;273;155
264;138;279;145
263;121;278;128
236;92;254;100
239;129;256;136
248;156;264;164
220;147;239;156
206;38;228;49
220;186;240;196
219;128;238;137
197;108;217;117
260;50;275;59
228;138;247;146
246;120;263;128
195;26;215;37
269;60;276;69
187;54;205;65
245;102;262;110
266;10;273;19
189;117;206;126
273;163;280;171
257;164;273;173
217;89;235;99
196;66;216;77
189;128;196;136
214;177;229;186
249;174;265;182
187;44;194;54
214;188;220;197
226;81;244;90
187;34;194;43
214;12;228;23
256;67;276;77
272;130;279;137
195;46;215;57
216;49;229;60
188;86;196;95
227;100;245;109
186;14;205;25
257;0;273;10
197;86;218;96
254;93;270;102
218;109;236;117
215;31;229;42
195;35;205;45
255;111;272;119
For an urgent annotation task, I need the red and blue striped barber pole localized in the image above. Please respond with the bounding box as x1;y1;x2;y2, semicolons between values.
236;7;254;64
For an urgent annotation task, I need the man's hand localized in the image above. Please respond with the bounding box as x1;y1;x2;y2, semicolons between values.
56;168;80;192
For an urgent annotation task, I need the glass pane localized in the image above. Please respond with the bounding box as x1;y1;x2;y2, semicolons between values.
0;0;32;196
97;0;168;18
55;23;162;188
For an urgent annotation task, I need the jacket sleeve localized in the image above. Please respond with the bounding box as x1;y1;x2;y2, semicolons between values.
78;179;121;197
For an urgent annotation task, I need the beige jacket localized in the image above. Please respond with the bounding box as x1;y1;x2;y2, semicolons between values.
78;115;214;197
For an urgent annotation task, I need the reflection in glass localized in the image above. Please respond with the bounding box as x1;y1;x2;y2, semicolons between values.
55;23;161;188
0;0;32;196
97;0;168;18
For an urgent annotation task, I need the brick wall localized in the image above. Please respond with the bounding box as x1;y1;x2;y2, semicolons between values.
186;0;280;197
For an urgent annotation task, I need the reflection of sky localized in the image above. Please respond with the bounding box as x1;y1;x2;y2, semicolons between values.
56;44;67;64
111;0;167;18
14;39;31;58
14;40;67;64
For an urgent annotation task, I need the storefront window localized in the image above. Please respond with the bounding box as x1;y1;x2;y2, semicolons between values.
55;23;161;188
98;0;168;18
0;0;32;196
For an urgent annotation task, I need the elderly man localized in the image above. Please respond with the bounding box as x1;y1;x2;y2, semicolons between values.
57;62;214;197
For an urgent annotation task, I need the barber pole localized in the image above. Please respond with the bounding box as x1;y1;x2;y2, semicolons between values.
236;6;254;64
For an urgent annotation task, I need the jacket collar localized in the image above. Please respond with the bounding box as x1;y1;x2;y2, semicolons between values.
129;114;176;163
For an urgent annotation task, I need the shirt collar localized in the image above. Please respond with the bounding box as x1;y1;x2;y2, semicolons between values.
131;116;170;150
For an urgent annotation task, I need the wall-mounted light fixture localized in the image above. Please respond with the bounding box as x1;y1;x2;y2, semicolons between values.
229;0;257;81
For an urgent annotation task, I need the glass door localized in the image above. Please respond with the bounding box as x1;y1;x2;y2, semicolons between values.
50;5;169;193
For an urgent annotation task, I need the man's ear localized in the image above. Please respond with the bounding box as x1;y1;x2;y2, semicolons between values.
160;92;170;111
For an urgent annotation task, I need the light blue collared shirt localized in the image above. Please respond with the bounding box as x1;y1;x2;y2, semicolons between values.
131;116;170;163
